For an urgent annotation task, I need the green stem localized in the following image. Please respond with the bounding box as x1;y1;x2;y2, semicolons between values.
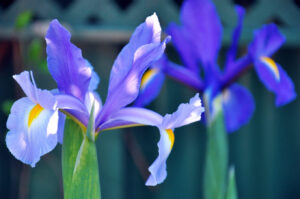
203;95;228;199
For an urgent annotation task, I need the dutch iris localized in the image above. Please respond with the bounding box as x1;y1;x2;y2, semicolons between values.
138;0;296;132
6;13;204;186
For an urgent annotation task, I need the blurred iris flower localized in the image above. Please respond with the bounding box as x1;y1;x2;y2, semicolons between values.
6;14;204;186
136;0;296;132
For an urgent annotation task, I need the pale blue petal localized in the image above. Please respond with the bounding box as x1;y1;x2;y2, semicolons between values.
6;98;58;167
46;19;92;101
96;37;169;127
57;112;66;144
84;91;102;118
99;107;163;131
13;71;56;110
161;93;204;129
146;128;171;186
85;60;100;91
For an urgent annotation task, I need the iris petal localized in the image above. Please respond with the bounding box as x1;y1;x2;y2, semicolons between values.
161;93;204;129
222;84;255;132
225;6;245;72
134;58;165;107
145;128;173;186
99;94;203;186
46;19;92;101
96;38;169;127
255;60;296;106
180;0;222;67
13;71;56;110
6;98;58;167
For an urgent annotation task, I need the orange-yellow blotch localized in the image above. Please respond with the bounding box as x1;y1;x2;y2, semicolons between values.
141;68;158;89
260;56;280;81
28;104;44;127
166;129;175;150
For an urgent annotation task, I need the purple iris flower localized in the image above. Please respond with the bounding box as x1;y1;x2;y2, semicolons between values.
137;0;296;132
6;14;205;186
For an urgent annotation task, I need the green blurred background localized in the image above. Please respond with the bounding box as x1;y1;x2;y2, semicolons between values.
0;0;300;198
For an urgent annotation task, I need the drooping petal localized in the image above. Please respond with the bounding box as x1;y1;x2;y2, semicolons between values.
46;19;92;101
180;0;222;67
225;6;245;71
100;95;203;186
13;71;56;110
146;128;173;186
161;93;204;129
248;23;285;58
254;59;296;106
96;38;170;127
222;84;255;132
134;57;166;107
6;98;58;167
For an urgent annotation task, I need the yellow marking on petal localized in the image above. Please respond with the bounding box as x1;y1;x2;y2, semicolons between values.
166;129;175;150
141;68;158;89
260;56;280;81
98;124;145;132
28;104;43;128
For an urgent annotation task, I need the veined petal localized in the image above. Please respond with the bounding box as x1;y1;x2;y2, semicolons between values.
222;84;255;132
96;37;169;127
255;59;296;106
6;98;58;167
225;6;245;71
145;128;174;186
13;71;57;110
46;19;92;101
161;93;204;129
181;0;222;67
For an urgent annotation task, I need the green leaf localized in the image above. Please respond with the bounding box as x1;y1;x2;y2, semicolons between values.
225;167;238;199
203;95;228;199
69;133;101;199
62;114;101;199
15;11;33;30
62;118;84;195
